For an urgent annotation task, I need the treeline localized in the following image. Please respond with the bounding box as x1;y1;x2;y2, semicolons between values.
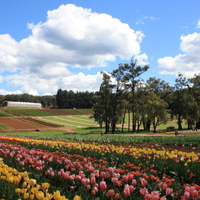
0;90;95;109
56;89;94;109
0;94;57;108
93;60;200;133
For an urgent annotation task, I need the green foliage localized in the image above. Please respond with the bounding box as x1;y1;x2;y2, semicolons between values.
0;122;10;129
2;108;93;116
0;111;12;117
0;130;199;147
4;109;55;116
56;89;94;109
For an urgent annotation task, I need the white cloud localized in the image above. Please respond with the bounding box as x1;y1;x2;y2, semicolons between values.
0;89;22;95
135;53;148;65
60;72;103;92
197;19;200;29
136;16;159;25
0;4;144;95
158;32;200;77
0;34;19;73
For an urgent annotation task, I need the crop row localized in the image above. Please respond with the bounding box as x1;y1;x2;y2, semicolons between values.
0;136;199;199
24;133;200;147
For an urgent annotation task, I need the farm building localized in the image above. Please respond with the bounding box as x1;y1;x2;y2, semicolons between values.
2;101;42;108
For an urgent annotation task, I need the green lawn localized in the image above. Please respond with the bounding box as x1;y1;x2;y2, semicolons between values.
0;111;13;117
4;109;55;116
0;130;199;147
1;108;93;116
35;116;99;127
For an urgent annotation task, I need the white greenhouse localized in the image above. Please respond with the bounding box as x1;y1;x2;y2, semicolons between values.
2;101;42;108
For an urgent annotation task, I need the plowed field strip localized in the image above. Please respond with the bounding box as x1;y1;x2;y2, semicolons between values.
0;118;36;129
21;118;51;128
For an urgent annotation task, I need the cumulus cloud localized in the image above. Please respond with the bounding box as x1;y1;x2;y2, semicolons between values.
135;53;148;65
0;4;143;95
0;89;22;95
158;32;200;77
197;19;200;29
0;34;19;73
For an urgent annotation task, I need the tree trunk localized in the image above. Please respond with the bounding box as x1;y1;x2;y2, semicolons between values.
137;119;142;133
128;110;130;132
178;114;182;130
146;119;151;131
121;108;127;133
111;122;116;134
132;111;136;133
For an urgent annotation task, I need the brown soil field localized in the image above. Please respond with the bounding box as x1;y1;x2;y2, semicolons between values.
0;117;62;131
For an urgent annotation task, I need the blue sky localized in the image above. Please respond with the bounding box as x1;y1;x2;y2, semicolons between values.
0;0;200;95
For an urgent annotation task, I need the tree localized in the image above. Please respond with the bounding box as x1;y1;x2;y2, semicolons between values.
145;92;168;133
171;73;189;130
111;65;127;133
93;72;114;133
122;59;149;132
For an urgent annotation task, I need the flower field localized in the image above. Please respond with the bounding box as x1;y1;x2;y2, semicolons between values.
0;136;199;200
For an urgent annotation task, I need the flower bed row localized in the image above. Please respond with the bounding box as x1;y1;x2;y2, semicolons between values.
0;157;81;200
0;136;199;199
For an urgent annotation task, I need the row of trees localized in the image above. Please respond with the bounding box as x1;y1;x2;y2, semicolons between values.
56;89;94;109
0;90;95;109
92;59;200;133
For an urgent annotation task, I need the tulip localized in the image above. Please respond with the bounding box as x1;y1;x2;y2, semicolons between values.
124;184;130;197
100;181;107;191
141;178;147;187
108;189;115;197
184;192;190;200
114;193;120;199
191;190;198;198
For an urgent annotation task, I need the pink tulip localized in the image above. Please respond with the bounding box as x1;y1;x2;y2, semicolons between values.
132;179;137;186
141;178;147;187
91;176;96;185
162;183;168;190
108;167;114;174
185;186;190;193
128;173;133;181
19;161;24;166
184;192;190;200
112;177;118;184
114;193;120;199
181;196;186;200
100;181;107;191
70;186;74;190
122;175;128;182
117;180;122;187
191;190;198;198
129;185;134;193
140;188;148;196
86;185;91;190
144;193;152;200
108;189;115;197
166;188;173;195
124;185;130;197
93;186;98;193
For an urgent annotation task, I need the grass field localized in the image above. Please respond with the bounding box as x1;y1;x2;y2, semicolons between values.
34;115;99;127
1;108;93;116
0;111;13;117
0;107;194;133
0;130;199;147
